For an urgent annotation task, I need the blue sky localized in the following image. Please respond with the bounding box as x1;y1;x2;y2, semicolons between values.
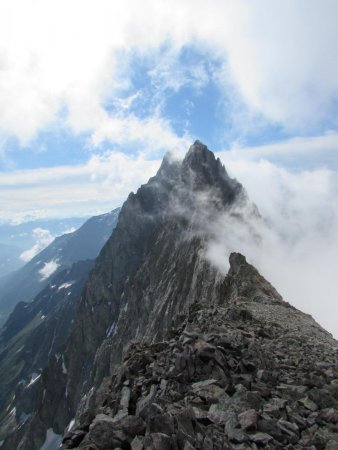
0;0;338;223
2;40;328;174
0;0;338;335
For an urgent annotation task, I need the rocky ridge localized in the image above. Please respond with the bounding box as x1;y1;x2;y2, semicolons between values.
1;142;337;450
60;253;338;450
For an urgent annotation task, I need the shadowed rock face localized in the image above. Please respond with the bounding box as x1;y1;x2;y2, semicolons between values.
2;142;337;450
0;259;95;440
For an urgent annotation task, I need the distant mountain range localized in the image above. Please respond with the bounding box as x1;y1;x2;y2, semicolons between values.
0;244;24;279
0;259;95;432
0;208;120;443
0;208;120;326
0;217;88;278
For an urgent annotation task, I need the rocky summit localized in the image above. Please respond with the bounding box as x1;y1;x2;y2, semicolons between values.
1;142;337;450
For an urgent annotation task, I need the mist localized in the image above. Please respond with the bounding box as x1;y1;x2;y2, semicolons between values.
204;156;338;339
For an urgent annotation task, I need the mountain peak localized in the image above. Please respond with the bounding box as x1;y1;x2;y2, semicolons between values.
180;141;243;206
155;152;181;182
156;140;214;182
184;140;217;168
229;251;247;273
187;139;209;154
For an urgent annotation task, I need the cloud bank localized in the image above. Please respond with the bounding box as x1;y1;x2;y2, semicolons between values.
205;152;338;339
39;260;59;281
1;0;338;150
0;151;162;223
20;227;55;261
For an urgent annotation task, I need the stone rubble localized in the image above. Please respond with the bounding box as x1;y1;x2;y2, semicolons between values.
60;294;338;450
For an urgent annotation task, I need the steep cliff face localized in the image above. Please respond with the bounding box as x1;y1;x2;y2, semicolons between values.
1;142;337;450
62;142;246;425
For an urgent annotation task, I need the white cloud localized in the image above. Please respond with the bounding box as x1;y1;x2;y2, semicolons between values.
0;151;162;223
63;227;76;235
219;131;338;169
90;114;191;155
0;0;338;148
206;151;338;338
39;259;59;281
20;228;54;262
57;282;73;291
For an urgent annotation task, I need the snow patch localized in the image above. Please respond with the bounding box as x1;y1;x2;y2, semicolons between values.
26;372;41;388
57;282;73;290
106;321;116;337
61;355;67;374
39;260;59;281
19;411;31;424
48;330;57;359
39;428;62;450
66;418;75;432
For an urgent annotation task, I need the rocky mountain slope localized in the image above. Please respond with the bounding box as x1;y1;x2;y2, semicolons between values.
0;208;120;326
1;142;337;450
0;208;120;442
60;253;338;450
0;259;95;440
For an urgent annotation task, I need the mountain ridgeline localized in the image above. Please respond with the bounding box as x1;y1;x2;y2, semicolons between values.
0;208;120;327
1;142;337;450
